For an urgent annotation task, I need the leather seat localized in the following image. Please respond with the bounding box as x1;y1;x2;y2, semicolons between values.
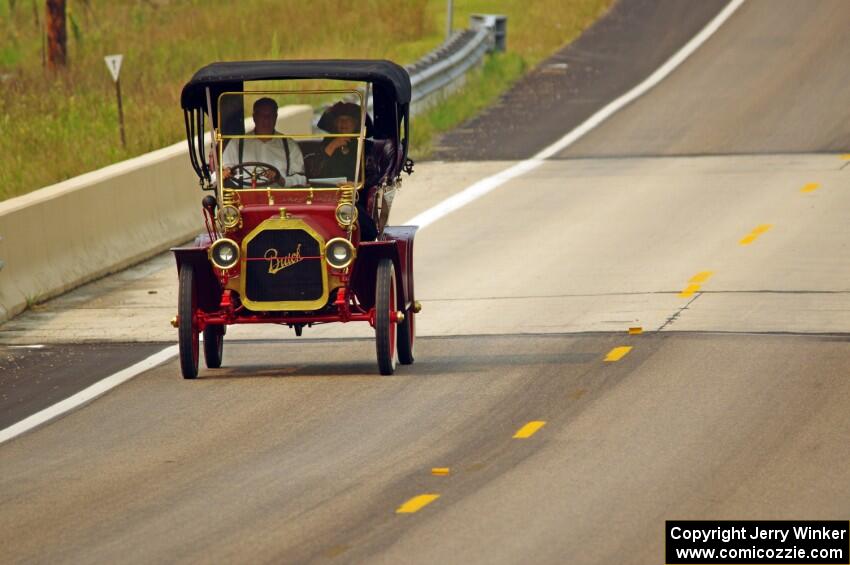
366;139;396;186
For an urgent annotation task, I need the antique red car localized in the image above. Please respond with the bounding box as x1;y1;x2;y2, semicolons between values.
174;60;418;378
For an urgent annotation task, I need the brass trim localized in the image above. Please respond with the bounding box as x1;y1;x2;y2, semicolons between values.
325;237;356;269
219;133;359;140
216;89;368;191
231;187;352;194
335;189;358;229
222;188;241;207
218;204;242;231
217;134;225;206
208;238;241;270
239;218;329;311
217;89;365;142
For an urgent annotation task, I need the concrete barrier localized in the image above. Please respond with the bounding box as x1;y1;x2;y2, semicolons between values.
0;105;312;323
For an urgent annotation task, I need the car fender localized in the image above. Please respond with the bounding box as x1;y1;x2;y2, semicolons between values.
171;237;222;312
352;225;417;310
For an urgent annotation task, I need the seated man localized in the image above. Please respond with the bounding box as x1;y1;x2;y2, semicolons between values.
222;97;306;188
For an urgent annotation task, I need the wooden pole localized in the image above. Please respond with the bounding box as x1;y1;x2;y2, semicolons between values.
46;0;67;70
446;0;453;40
115;78;126;148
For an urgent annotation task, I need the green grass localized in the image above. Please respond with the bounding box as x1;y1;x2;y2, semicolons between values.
411;0;612;159
430;0;612;66
0;0;610;201
409;51;527;158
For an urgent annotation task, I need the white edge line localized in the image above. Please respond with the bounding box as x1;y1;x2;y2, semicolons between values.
0;0;747;446
404;0;746;230
0;345;178;445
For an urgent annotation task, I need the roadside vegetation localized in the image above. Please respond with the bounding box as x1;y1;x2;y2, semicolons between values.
0;0;610;201
411;0;611;156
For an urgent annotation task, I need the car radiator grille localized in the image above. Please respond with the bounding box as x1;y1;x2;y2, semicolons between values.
245;229;324;303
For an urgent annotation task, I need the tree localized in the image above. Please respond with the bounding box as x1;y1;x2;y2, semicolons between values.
46;0;67;69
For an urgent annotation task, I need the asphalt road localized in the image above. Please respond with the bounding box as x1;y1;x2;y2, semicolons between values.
433;0;730;160
562;0;850;157
3;1;850;563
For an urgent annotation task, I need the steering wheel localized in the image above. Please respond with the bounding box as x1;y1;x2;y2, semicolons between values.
227;162;283;188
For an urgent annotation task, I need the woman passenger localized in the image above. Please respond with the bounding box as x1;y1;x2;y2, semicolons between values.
317;102;378;240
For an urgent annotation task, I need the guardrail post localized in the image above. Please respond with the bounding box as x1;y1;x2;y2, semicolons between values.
470;14;507;52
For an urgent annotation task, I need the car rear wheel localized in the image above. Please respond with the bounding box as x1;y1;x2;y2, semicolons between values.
203;324;225;369
178;264;199;379
375;258;397;375
397;304;415;365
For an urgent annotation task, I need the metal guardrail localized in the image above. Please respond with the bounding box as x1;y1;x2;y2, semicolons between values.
319;15;505;126
405;14;506;115
407;28;491;114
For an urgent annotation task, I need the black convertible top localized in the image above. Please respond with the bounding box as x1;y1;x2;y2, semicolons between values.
180;59;411;184
181;59;411;110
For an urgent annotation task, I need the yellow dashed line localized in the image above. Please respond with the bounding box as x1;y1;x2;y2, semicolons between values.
604;346;633;362
739;224;772;245
678;271;713;297
841;154;850;160
324;545;351;558
679;283;701;298
513;421;546;439
800;182;820;193
431;468;450;476
689;271;714;284
396;494;440;513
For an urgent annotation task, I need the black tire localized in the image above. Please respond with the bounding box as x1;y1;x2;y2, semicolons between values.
178;264;199;379
397;305;415;365
375;258;397;375
203;324;224;369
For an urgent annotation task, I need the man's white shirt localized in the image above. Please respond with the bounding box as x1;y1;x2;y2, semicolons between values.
221;132;306;187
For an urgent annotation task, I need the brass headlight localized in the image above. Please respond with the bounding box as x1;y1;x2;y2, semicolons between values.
209;238;240;270
325;238;356;269
335;202;358;228
218;204;241;230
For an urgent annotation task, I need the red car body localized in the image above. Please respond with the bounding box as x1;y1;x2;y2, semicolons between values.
174;60;418;378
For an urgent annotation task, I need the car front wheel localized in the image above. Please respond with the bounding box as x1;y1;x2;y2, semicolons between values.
178;264;199;379
375;258;397;375
397;303;415;365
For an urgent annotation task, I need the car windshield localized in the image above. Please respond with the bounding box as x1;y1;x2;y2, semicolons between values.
217;88;367;189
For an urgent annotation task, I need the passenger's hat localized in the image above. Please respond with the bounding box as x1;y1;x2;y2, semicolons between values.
318;102;372;134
